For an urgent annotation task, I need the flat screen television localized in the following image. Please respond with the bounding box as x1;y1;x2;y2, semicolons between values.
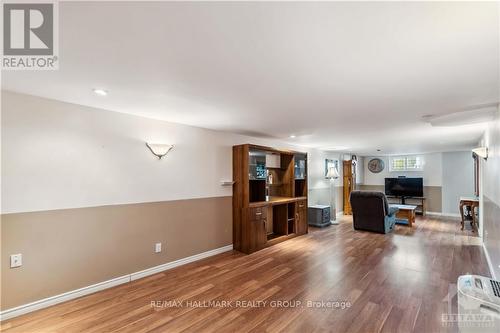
385;177;423;197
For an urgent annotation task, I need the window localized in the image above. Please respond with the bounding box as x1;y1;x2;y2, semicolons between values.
390;157;406;171
406;156;423;170
389;155;423;172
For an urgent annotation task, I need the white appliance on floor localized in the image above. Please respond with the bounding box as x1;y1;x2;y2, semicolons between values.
457;275;500;333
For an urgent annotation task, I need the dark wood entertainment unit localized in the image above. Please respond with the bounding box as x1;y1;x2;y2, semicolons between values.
386;196;426;216
233;144;308;254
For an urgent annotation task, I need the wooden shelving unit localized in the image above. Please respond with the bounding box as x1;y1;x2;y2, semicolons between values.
233;144;308;254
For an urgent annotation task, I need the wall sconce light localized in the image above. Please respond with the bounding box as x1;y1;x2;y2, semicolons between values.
146;143;173;159
472;147;488;160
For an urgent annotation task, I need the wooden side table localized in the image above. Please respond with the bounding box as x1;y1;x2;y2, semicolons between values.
459;197;479;231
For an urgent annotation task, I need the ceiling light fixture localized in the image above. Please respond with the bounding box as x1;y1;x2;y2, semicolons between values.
289;135;296;138
93;88;108;96
472;147;488;160
146;143;173;159
423;104;498;127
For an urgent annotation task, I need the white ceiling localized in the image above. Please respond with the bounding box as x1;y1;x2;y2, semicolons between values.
2;1;499;155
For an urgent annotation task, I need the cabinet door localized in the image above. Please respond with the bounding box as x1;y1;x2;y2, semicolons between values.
249;207;268;251
257;217;268;248
296;200;308;235
249;206;266;221
298;209;308;235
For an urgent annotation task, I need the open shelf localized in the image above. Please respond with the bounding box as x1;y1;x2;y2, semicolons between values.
267;233;282;241
287;203;296;234
249;179;266;202
269;204;288;240
295;179;306;197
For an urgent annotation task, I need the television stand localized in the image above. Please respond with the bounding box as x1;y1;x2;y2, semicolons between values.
386;195;426;216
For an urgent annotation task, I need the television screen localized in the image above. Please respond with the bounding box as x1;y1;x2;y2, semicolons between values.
385;178;423;197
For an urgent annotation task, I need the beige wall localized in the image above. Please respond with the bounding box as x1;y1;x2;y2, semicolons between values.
1;196;232;310
1;91;338;312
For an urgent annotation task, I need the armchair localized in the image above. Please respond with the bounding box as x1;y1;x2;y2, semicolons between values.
350;191;398;234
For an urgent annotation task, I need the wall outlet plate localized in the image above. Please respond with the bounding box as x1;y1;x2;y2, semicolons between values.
155;243;162;253
10;254;22;268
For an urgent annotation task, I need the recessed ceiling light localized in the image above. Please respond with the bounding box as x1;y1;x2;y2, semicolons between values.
377;149;382;152
289;135;296;138
327;146;349;151
93;88;108;96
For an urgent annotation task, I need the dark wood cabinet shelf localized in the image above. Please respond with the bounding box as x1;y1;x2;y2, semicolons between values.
248;196;307;207
267;233;282;241
233;144;308;254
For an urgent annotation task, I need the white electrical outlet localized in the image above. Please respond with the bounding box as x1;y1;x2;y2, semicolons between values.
10;254;22;268
155;243;162;253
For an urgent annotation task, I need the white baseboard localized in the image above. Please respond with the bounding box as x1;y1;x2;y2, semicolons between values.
0;244;233;321
0;275;130;322
483;243;497;281
130;245;233;281
426;211;461;218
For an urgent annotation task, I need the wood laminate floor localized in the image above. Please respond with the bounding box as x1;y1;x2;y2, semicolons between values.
1;215;490;333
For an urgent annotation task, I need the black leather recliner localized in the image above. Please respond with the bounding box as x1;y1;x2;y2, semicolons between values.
350;191;398;234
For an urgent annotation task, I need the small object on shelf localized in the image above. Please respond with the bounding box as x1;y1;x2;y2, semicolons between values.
266;153;281;168
294;157;306;179
256;162;266;179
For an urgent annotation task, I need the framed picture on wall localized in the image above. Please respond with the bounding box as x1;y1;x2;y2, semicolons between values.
325;159;339;179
